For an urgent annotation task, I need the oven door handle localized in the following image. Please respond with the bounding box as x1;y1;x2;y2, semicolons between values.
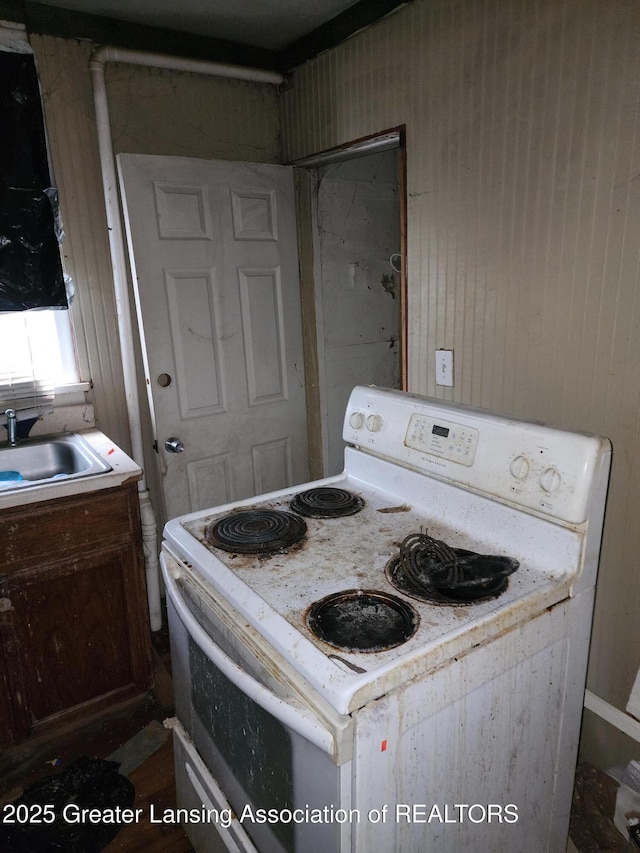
163;559;338;758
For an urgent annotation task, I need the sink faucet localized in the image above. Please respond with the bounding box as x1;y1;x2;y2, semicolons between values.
4;409;17;446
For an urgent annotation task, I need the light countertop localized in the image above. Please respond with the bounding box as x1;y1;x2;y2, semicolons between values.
0;429;142;511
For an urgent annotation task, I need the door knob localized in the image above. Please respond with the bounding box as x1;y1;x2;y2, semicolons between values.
164;437;185;453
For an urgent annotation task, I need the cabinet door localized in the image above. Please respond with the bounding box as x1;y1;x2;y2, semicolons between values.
0;544;146;741
0;600;20;742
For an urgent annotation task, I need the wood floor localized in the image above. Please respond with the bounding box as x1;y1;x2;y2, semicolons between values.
103;734;193;852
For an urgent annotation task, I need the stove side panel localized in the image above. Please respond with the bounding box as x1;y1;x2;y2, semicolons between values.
350;593;593;853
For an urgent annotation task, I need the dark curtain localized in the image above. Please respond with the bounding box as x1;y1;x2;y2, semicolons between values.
0;51;67;311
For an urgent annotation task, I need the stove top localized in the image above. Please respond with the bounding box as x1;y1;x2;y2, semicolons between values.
167;455;583;713
163;386;607;714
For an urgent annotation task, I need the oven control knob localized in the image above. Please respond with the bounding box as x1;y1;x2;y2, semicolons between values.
540;466;562;493
509;455;530;480
366;414;383;432
349;411;365;430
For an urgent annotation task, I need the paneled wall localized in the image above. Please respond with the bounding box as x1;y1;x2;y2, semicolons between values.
282;0;640;765
32;36;126;448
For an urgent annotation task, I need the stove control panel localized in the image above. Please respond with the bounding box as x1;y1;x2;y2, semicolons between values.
343;386;611;524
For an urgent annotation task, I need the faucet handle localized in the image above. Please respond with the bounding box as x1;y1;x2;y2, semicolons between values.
4;409;17;446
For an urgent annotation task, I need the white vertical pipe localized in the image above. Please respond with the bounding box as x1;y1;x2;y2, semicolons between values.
89;55;162;632
89;47;284;631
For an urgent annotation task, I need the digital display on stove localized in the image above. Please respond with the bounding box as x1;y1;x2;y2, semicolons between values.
404;413;479;466
432;425;450;438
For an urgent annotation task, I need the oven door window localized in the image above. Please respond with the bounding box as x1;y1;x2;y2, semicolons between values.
189;637;295;851
164;556;349;853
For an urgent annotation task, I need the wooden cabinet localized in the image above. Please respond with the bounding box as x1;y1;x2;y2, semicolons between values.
0;481;153;744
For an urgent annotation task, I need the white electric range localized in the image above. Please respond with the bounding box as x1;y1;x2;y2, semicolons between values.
161;386;611;853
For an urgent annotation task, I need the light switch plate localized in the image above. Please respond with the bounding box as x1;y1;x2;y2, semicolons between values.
435;350;454;386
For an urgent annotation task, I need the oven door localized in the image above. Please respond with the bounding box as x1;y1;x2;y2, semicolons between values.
162;550;354;853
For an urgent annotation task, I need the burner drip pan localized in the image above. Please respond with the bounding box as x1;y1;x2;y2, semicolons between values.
206;510;307;554
290;486;365;518
386;554;509;605
307;589;419;652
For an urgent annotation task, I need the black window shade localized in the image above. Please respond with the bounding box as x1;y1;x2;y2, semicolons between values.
0;50;67;311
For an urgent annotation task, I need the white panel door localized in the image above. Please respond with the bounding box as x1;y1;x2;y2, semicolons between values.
117;154;309;519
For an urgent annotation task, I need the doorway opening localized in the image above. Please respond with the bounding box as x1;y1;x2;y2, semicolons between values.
293;128;407;476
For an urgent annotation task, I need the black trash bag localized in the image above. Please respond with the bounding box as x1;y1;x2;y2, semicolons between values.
0;51;50;191
0;187;67;311
0;51;68;312
0;757;135;853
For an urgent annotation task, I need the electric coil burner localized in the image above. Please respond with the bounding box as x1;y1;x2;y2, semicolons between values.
205;509;307;554
290;486;365;518
307;589;419;652
386;553;510;604
386;532;519;605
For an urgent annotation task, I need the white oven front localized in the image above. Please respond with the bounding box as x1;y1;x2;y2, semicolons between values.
162;551;354;853
162;546;593;853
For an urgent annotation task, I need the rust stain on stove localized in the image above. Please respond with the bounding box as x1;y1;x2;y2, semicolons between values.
377;504;412;514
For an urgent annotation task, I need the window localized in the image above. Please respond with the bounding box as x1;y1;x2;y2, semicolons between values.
0;34;79;414
0;309;79;412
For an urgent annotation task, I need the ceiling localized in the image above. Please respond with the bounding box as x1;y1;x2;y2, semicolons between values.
37;0;360;52
1;0;409;72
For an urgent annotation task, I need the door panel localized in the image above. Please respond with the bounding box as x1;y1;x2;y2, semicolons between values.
118;155;309;519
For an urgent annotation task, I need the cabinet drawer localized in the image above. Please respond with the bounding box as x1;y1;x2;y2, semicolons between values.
0;484;138;574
